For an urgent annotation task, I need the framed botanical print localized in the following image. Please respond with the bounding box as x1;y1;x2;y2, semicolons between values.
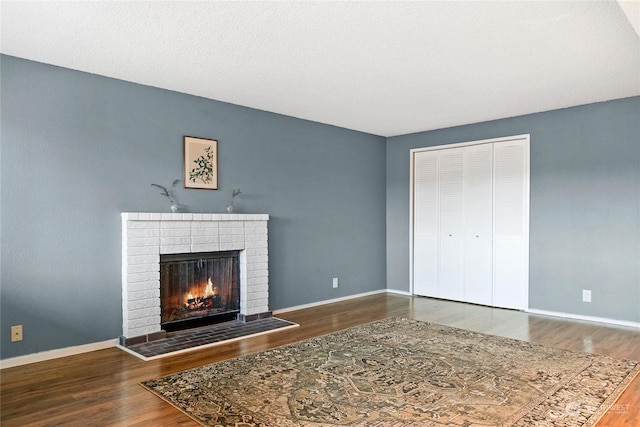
183;136;218;190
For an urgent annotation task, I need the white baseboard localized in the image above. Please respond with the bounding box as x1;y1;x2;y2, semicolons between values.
0;339;119;370
526;309;640;329
386;288;412;296
15;292;635;368
2;290;393;368
273;289;389;314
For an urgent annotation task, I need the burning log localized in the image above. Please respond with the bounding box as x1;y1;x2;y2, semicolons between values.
185;294;220;310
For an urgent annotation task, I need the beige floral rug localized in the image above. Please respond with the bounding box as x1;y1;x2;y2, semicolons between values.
141;317;639;426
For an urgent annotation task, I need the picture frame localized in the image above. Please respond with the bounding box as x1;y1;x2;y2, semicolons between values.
183;136;218;190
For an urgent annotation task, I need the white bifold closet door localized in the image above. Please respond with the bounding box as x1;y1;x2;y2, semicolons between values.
412;136;529;310
463;144;494;305
493;140;529;309
438;148;465;301
413;150;439;297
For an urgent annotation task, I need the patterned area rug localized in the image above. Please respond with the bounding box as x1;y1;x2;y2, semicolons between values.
141;317;639;426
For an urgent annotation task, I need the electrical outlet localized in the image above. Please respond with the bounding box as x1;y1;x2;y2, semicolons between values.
11;325;23;342
582;289;592;303
332;277;339;289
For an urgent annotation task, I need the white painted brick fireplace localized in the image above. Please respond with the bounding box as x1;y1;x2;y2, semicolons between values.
121;213;269;339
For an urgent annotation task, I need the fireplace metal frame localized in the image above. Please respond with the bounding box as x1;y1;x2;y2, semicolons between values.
160;250;241;332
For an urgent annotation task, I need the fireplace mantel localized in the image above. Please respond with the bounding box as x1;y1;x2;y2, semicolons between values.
121;213;269;339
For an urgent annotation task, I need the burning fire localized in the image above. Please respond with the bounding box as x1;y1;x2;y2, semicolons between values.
183;277;218;309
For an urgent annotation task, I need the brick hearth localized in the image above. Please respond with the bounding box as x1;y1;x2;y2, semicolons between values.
121;213;269;339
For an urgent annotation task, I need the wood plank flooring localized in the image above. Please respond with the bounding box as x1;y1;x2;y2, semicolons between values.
1;293;638;426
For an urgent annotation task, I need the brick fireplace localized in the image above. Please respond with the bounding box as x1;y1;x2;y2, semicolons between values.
121;213;269;340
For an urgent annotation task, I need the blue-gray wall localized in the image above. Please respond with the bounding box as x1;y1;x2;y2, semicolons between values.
387;97;640;323
0;55;387;359
2;54;638;361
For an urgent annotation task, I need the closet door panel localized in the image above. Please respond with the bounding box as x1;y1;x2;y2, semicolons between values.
464;144;493;305
438;148;465;301
413;151;439;297
493;140;529;309
494;239;526;307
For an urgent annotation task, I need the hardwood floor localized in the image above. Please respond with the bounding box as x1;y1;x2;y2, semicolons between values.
1;293;638;426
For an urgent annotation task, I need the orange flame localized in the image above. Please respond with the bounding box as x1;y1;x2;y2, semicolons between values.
204;278;216;297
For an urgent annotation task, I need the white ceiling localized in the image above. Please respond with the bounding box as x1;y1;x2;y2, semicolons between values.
2;1;639;137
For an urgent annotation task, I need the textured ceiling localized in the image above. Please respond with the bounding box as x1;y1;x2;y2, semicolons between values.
2;1;639;137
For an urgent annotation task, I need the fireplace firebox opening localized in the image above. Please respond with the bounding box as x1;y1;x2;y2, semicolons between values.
160;250;240;332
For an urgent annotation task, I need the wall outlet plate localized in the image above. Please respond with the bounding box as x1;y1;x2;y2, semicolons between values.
11;325;23;342
582;289;592;303
332;278;339;288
